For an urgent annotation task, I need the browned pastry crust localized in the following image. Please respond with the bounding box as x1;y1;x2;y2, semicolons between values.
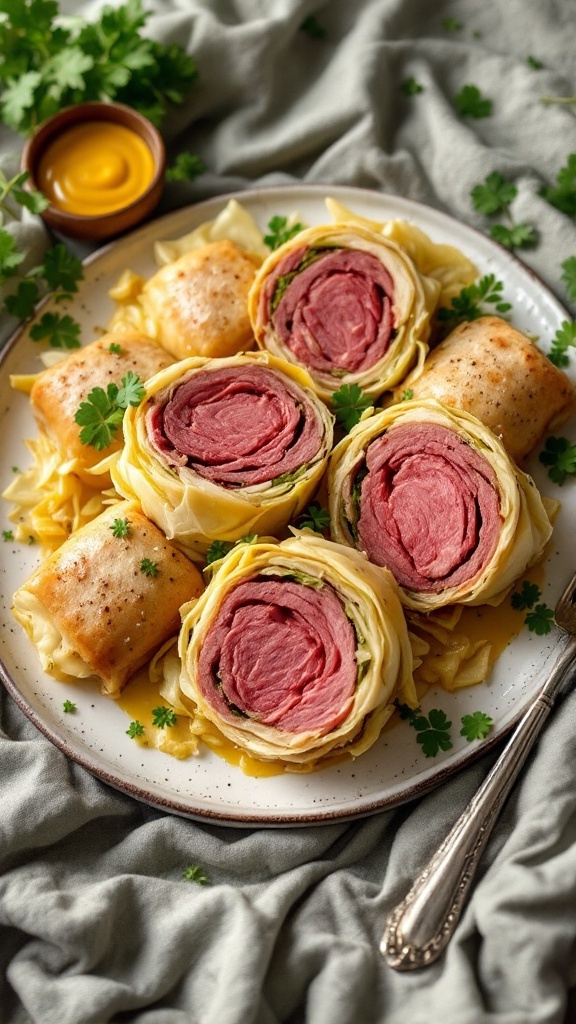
400;316;576;463
139;239;261;359
14;501;204;694
30;331;173;479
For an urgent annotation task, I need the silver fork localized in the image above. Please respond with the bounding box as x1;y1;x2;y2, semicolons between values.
381;571;576;971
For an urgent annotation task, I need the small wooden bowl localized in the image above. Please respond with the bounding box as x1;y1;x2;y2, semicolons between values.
22;101;166;242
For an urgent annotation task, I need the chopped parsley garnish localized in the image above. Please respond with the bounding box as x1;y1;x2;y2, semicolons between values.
437;274;511;325
182;865;210;884
62;700;76;713
401;388;414;401
126;720;145;738
205;534;258;566
471;172;536;251
74;371;146;450
166;153;206;182
2;529;14;542
29;312;82;349
527;55;543;69
264;215;306;251
510;580;555;635
460;711;493;741
332;383;372;433
140;558;159;577
401;77;424;96
152;706;177;728
393;700;453;757
540;153;576;216
296;502;330;533
300;14;326;38
108;342;123;355
442;17;462;31
454;84;492;119
110;517;131;539
471;172;517;216
547;321;576;367
525;604;555;636
511;580;542;611
538;436;576;485
205;540;235;565
561;256;576;303
412;709;453;757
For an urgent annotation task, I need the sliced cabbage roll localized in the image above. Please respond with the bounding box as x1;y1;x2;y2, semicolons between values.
175;532;416;765
112;352;334;562
328;398;553;611
248;222;439;403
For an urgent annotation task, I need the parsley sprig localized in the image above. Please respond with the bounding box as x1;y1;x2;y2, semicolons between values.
460;712;493;741
401;77;424;96
437;274;512;326
471;171;537;251
332;383;372;433
561;257;576;304
152;706;177;728
296;502;330;533
166;153;206;182
540;154;576;217
0;0;198;135
205;534;259;566
74;372;146;451
263;215;306;251
0;170;84;344
183;865;210;884
539;436;576;485
394;700;496;755
547;321;576;367
510;580;555;635
454;84;492;119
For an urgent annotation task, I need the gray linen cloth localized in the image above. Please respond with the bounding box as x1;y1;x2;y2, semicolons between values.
2;1;576;1022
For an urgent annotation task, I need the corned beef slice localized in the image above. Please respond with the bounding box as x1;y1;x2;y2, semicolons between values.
197;578;358;734
270;248;395;372
357;423;501;592
147;365;323;486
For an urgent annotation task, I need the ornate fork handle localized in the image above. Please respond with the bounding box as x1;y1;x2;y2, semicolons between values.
381;636;576;971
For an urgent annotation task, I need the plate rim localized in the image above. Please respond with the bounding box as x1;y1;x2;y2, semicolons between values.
0;183;572;826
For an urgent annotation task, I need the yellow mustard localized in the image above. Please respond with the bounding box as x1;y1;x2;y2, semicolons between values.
37;121;155;216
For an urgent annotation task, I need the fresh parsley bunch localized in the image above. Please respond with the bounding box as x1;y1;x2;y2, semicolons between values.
0;0;198;135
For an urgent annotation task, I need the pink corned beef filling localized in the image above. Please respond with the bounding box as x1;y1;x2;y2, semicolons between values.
197;578;358;734
147;365;323;487
356;423;502;592
266;246;395;374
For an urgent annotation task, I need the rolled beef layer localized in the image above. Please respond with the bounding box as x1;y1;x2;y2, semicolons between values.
263;246;395;373
147;364;324;487
197;577;358;734
357;423;502;592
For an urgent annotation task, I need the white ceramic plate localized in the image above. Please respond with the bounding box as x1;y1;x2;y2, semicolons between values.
1;185;575;826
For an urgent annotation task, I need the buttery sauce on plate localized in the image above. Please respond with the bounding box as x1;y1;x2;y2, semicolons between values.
37;122;155;216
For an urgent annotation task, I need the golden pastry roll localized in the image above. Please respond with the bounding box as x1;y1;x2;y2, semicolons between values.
248;221;439;403
112;352;334;562
398;316;576;463
12;501;204;696
30;331;173;483
328;398;553;612
138;239;261;360
173;533;416;766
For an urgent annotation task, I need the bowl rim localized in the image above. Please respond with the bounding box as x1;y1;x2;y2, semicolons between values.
21;99;166;226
